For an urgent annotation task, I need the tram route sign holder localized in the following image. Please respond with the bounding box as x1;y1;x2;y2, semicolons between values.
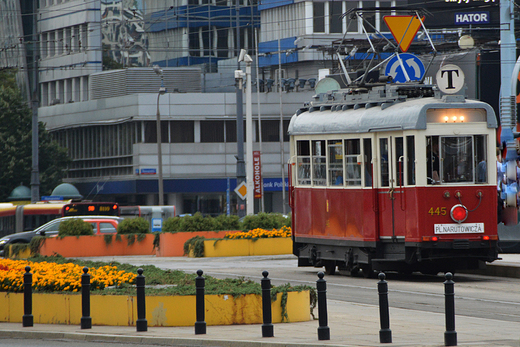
436;64;465;94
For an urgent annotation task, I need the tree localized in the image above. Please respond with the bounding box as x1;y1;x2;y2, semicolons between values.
0;69;71;201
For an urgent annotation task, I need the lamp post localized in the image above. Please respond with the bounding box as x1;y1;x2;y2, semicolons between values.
153;65;166;206
237;49;254;215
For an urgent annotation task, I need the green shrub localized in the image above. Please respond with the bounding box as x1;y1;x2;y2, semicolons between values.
241;212;290;231
214;214;240;231
163;217;182;232
179;212;215;232
117;217;150;234
183;236;205;257
58;219;94;237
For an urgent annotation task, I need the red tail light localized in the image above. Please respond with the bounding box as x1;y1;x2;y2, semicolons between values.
450;204;468;223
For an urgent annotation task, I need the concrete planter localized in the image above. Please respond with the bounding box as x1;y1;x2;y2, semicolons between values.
202;238;293;257
38;234;156;257
156;231;240;257
0;290;310;326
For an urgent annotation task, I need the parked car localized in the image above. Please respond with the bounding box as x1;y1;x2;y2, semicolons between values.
0;216;123;257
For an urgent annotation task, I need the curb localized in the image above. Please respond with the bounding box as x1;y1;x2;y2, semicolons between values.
0;330;348;347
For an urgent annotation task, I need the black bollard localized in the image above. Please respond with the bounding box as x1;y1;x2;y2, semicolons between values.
136;268;147;332
22;266;33;327
261;270;274;337
377;272;392;343
195;269;206;334
81;266;92;329
444;272;457;346
316;272;330;340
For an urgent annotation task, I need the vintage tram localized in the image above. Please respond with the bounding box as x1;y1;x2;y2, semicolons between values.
288;83;499;276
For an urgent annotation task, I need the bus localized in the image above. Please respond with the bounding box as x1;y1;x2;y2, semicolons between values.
0;201;120;237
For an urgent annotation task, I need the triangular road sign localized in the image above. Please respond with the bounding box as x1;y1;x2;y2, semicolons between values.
384;15;424;53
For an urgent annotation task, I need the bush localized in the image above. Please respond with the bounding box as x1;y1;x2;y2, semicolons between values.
58;219;94;237
214;214;240;231
117;217;150;234
241;212;290;231
180;212;215;231
163;217;182;232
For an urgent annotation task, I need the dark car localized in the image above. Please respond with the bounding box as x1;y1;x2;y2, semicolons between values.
0;216;123;257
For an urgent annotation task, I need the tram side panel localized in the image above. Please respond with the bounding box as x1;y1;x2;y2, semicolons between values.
293;187;378;265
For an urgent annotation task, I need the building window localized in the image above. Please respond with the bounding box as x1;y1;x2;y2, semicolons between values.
329;1;343;33
144;121;168;143
171;121;194;143
201;120;225;142
313;2;325;33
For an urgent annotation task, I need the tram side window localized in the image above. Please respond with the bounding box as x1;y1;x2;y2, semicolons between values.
406;136;415;185
297;140;311;185
328;140;344;186
395;137;404;186
345;139;361;186
427;136;440;184
475;135;487;183
380;138;389;187
363;138;372;187
312;140;327;186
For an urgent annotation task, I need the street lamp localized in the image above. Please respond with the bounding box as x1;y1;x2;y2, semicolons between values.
153;65;166;206
237;49;254;215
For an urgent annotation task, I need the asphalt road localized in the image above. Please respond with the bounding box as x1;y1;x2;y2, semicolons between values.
76;255;520;323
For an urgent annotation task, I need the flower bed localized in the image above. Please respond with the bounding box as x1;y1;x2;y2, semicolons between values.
0;259;136;292
185;227;293;257
0;257;314;326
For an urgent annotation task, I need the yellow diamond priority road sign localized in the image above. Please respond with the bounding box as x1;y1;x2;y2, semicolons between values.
234;181;247;200
383;15;424;53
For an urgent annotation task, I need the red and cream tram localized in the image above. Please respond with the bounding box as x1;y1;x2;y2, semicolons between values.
288;84;499;276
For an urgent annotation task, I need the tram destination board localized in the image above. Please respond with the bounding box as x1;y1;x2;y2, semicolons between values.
63;202;120;217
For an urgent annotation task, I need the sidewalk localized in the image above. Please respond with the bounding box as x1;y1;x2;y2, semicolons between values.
1;256;519;346
0;298;519;347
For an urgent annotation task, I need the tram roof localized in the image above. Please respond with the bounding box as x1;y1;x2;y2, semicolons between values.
288;95;497;136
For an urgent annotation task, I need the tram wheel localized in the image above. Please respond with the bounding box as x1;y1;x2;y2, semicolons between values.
324;264;336;275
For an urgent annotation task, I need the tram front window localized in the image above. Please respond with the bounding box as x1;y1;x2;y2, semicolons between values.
427;135;487;184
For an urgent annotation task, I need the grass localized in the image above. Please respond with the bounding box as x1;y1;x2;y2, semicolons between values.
27;255;315;300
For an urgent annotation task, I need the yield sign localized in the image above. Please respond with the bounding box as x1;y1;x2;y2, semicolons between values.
383;15;424;53
234;181;247;200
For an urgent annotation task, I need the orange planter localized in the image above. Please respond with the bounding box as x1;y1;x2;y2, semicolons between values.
38;234;156;257
155;231;240;257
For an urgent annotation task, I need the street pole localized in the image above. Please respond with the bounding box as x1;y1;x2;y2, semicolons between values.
243;51;254;215
499;0;518;224
235;1;246;218
153;66;166;206
30;0;40;203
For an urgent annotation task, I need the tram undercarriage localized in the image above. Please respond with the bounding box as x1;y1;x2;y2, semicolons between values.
295;239;499;276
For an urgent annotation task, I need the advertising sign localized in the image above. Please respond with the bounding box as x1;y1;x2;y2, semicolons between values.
253;151;262;199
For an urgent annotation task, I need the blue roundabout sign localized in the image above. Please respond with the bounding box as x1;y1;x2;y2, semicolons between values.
385;53;425;83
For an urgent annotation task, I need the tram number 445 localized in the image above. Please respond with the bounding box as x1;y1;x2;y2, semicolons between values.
428;207;447;216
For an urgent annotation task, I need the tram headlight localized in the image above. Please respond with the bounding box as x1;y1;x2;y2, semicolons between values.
450;204;468;223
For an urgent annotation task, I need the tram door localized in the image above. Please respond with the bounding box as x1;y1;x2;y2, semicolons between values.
376;134;406;241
